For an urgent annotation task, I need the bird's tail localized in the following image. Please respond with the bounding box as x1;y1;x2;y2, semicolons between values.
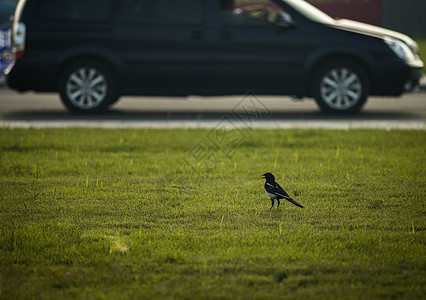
284;196;304;208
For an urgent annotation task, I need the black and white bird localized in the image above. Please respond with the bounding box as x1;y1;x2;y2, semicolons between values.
262;172;304;210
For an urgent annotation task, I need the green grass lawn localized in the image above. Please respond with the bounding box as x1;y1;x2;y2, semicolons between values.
0;128;425;299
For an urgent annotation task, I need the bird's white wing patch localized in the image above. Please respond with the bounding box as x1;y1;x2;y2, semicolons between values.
266;191;278;199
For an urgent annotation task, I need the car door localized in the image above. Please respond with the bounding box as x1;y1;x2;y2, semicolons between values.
210;0;310;94
113;0;213;95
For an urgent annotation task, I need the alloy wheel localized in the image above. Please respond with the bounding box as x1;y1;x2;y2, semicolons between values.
66;67;108;110
319;67;363;111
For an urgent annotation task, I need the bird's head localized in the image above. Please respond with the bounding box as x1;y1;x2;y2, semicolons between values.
261;172;275;181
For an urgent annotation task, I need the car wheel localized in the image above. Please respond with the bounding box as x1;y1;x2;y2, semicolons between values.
313;61;369;113
59;60;117;113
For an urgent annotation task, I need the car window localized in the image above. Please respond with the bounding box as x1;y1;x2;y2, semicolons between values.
37;0;114;22
116;0;205;25
220;0;284;27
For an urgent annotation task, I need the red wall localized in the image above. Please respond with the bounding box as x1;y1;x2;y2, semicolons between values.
307;0;382;26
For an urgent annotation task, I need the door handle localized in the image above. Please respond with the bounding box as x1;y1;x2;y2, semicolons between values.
220;31;232;40
192;30;203;40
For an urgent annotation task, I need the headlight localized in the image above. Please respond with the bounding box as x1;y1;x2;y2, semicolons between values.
407;39;419;56
384;37;415;61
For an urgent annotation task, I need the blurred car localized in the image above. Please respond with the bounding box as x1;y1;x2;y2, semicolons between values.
5;0;424;113
0;0;17;79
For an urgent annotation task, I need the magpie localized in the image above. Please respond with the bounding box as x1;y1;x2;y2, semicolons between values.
261;172;304;210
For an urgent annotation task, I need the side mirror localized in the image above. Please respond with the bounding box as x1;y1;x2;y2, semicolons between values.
275;12;295;28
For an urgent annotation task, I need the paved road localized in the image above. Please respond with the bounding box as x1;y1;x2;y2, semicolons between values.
0;85;425;129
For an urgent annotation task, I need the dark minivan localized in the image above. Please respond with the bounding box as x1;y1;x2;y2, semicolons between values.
5;0;424;113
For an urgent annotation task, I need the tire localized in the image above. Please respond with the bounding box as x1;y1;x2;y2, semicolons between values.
312;61;369;113
59;60;118;113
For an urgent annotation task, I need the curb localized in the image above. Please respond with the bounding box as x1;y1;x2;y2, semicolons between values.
1;120;425;130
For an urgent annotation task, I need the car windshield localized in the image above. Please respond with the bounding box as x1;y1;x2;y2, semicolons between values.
279;0;335;24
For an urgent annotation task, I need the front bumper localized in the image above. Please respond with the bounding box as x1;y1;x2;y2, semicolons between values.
403;68;423;92
371;55;423;96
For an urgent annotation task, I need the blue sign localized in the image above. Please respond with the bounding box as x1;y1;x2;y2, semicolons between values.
0;26;12;79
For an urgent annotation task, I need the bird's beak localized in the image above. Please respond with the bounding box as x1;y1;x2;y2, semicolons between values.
261;174;266;178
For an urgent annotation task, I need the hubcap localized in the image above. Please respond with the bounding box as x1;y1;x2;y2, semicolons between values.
66;67;107;109
320;68;362;110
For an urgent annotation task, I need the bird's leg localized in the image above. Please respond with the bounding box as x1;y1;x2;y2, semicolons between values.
277;199;280;209
270;199;274;211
